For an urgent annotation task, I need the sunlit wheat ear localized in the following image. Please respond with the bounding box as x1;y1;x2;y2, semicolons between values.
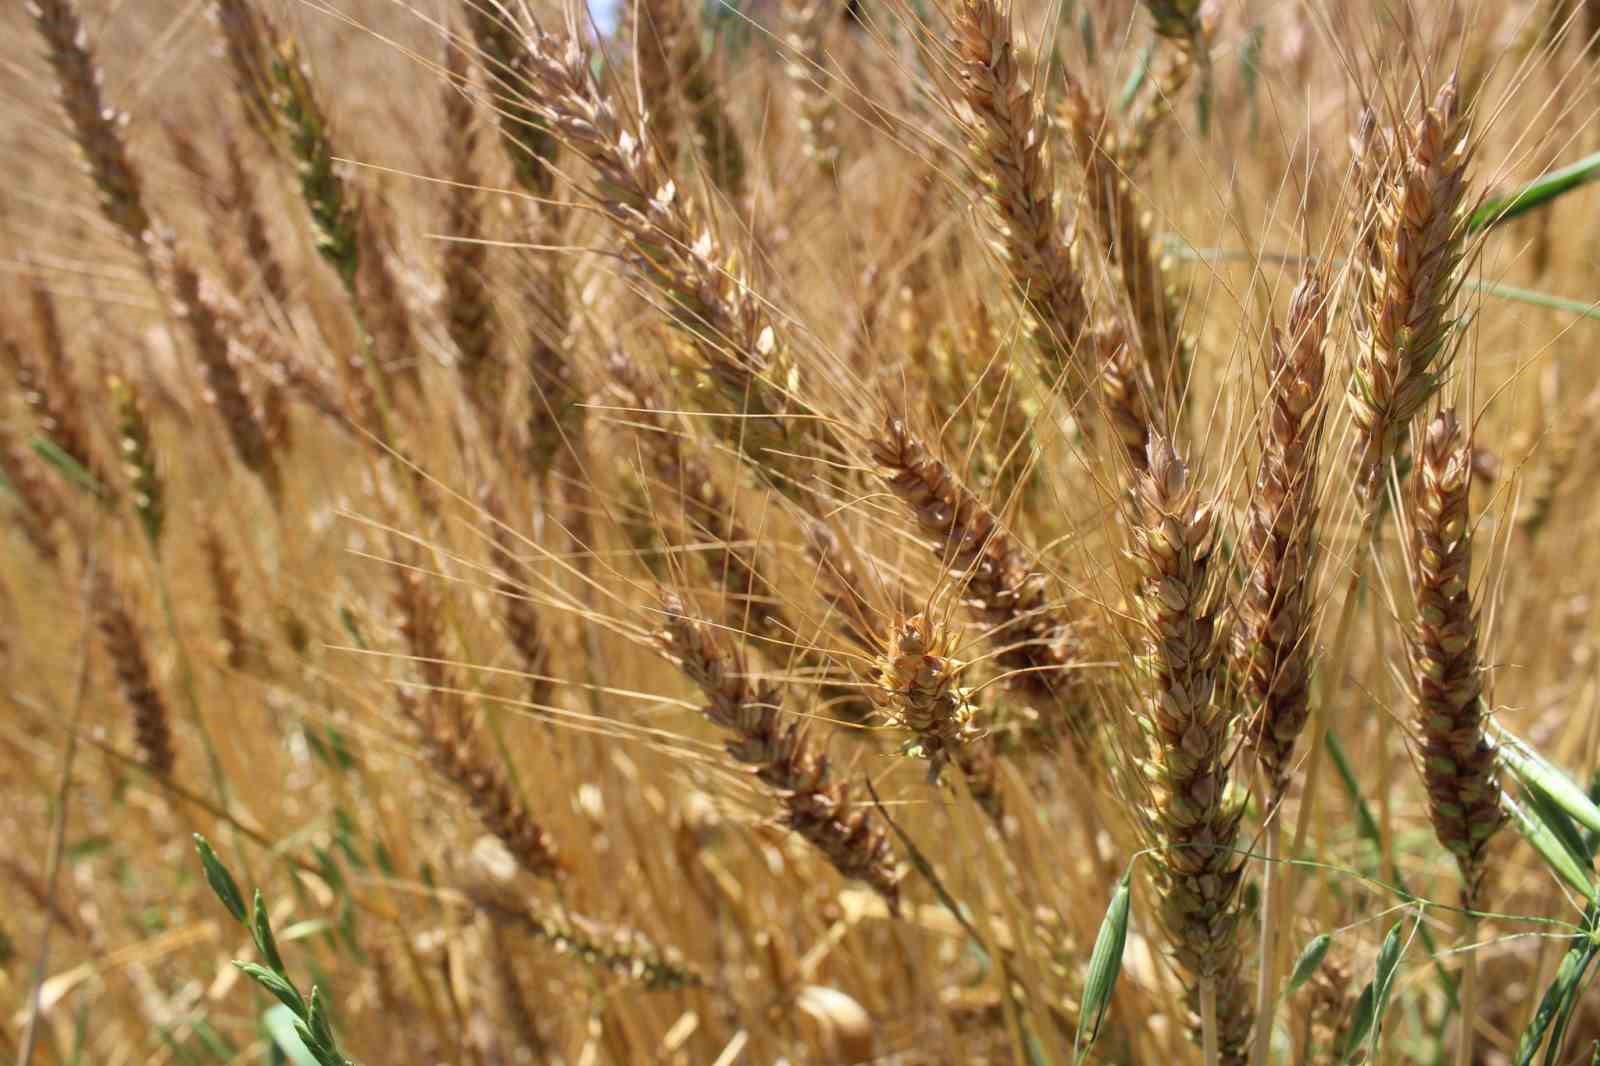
92;569;175;777
198;518;254;671
1348;75;1475;506
1095;320;1165;475
479;488;554;715
152;239;283;502
388;553;564;881
212;0;276;137
871;418;1090;742
220;133;288;310
1236;272;1329;799
506;24;832;502
871;612;998;814
462;0;560;197
658;593;902;908
1406;410;1505;909
466;841;704;990
109;374;163;548
640;0;747;198
1060;76;1188;415
607;352;790;646
265;31;361;292
941;0;1094;402
1125;435;1252;1062
27;0;152;256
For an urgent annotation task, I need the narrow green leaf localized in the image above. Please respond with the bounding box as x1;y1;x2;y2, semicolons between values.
1368;919;1407;1059
306;986;337;1053
251;891;287;974
193;835;247;924
1327;734;1458;1006
1076;871;1132;1059
1507;792;1599;903
30;436;109;499
1542;930;1600;1066
235;961;307;1018
1285;933;1333;997
1468;149;1600;233
1117;45;1154;112
1467;278;1600;321
1525;784;1593;872
1340;981;1377;1063
1497;729;1600;837
262;1006;321;1066
278;919;332;943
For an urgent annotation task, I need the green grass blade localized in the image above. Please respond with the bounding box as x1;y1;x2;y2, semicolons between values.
1327;734;1458;1006
1285;933;1332;997
1367;919;1408;1060
1469;150;1600;233
31;436;109;499
1495;727;1600;838
1076;870;1132;1059
193;834;247;924
1506;792;1600;903
262;1005;321;1066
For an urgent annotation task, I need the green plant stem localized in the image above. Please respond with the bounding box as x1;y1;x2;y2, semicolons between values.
1456;918;1477;1066
1251;813;1282;1066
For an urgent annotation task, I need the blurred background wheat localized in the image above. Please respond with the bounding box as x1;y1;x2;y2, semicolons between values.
2;0;1600;1063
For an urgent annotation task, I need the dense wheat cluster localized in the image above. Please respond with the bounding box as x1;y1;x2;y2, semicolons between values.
3;0;1600;1063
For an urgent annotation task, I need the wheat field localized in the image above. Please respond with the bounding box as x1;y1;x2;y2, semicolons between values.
2;0;1600;1063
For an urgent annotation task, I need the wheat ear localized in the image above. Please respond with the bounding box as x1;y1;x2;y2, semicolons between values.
1236;272;1329;1066
1407;410;1505;904
93;569;175;777
509;26;833;499
392;564;564;881
27;0;153;255
872;418;1088;738
1407;409;1504;1066
659;594;902;907
1348;77;1474;504
945;0;1093;399
1127;435;1251;1064
109;374;164;548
